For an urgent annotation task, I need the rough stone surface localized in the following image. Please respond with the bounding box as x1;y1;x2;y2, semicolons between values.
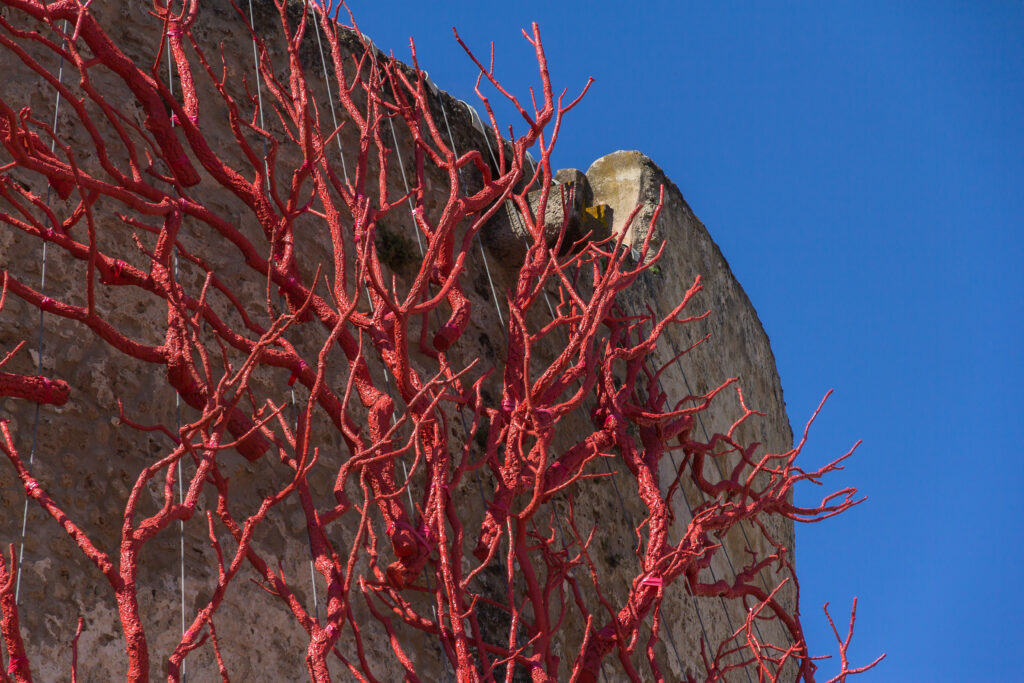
480;178;587;265
587;150;799;666
0;5;795;681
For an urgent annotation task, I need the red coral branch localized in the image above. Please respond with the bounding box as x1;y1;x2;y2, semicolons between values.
0;371;68;405
0;545;32;683
823;599;886;683
0;1;880;680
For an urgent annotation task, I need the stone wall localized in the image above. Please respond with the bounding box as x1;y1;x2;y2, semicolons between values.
0;3;794;680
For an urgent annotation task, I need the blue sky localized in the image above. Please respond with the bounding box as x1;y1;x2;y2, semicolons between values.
339;2;1023;679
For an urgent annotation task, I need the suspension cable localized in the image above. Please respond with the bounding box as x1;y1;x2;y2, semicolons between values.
441;98;645;678
164;33;189;683
309;13;711;680
433;82;611;683
520;151;764;679
451;101;621;680
245;0;320;624
513;153;718;677
644;281;783;669
520;147;693;677
369;37;467;681
15;18;69;607
436;90;506;329
310;10;460;677
618;248;769;680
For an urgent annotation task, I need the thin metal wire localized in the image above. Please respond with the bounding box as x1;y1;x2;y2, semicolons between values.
310;11;454;676
165;28;190;682
642;280;782;674
494;156;703;677
518;155;689;678
246;0;320;625
15;18;69;607
625;260;763;681
286;327;317;619
657;298;777;599
306;16;698;677
445;98;614;681
174;253;187;683
370;43;462;682
309;17;641;681
502;174;759;678
475;119;559;324
437;97;506;330
311;12;349;180
246;0;270;190
383;102;423;254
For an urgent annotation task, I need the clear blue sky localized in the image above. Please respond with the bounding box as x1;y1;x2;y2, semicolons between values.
338;2;1023;679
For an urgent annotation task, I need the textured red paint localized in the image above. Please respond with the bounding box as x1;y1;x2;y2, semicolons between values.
1;546;33;683
0;2;883;681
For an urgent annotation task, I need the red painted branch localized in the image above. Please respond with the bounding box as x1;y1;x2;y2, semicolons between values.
0;372;68;405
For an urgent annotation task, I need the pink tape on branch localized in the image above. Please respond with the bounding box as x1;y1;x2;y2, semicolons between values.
8;655;27;673
277;277;296;296
188;114;198;124
23;481;38;495
640;575;663;588
166;28;182;38
324;622;337;639
40;296;53;309
287;359;310;386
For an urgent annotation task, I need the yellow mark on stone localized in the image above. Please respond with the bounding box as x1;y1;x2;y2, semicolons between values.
583;204;608;227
